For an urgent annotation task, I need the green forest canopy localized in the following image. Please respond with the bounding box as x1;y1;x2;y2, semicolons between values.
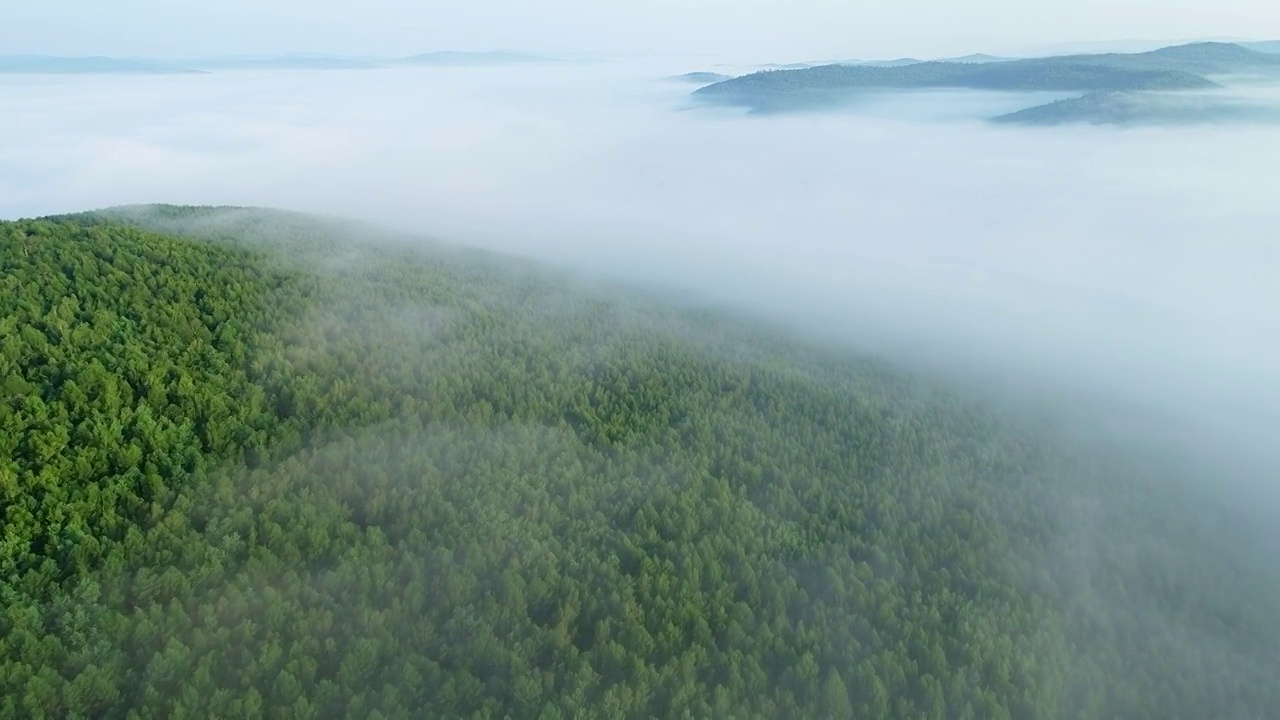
2;205;1278;719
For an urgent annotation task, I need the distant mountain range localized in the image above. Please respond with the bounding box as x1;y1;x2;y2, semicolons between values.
191;55;383;70
755;54;1010;70
693;42;1280;125
671;72;734;85
1243;41;1280;54
393;51;560;66
992;90;1280;125
0;51;562;74
850;57;922;67
942;54;1011;64
0;56;207;74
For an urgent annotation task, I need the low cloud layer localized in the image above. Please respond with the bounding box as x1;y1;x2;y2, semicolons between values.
4;60;1279;490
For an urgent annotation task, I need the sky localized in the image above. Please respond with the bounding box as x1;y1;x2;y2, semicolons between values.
7;0;1280;61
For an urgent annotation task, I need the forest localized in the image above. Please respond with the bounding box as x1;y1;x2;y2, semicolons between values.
2;205;1278;719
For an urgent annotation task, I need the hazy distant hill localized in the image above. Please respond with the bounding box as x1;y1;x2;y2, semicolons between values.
757;62;816;70
836;54;1008;67
994;90;1280;126
394;50;560;66
944;53;1012;64
0;55;204;74
694;42;1279;114
854;57;923;67
193;55;383;70
1092;41;1280;74
0;51;563;74
1242;40;1280;54
672;71;734;84
5;204;1279;720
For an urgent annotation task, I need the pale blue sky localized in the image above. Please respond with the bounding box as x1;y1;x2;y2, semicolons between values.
8;0;1279;61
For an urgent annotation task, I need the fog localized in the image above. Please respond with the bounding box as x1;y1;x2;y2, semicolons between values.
4;59;1279;497
13;0;1280;61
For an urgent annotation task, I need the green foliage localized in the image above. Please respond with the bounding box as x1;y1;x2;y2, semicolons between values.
2;207;1278;719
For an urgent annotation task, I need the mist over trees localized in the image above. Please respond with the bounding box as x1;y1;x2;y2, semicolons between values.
2;207;1278;719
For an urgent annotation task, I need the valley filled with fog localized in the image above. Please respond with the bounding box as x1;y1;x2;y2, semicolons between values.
6;58;1277;484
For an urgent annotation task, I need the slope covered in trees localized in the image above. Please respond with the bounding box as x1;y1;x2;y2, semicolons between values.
3;206;1278;719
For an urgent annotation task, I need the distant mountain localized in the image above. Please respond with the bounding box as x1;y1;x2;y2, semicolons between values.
1114;41;1280;74
11;204;1280;720
0;56;204;74
994;90;1280;126
1020;38;1245;56
672;72;734;85
944;53;1011;64
854;58;923;67
0;50;575;75
696;61;1216;114
827;54;1008;67
1242;41;1280;54
693;42;1278;114
757;62;816;70
0;52;567;74
193;55;383;70
394;51;560;67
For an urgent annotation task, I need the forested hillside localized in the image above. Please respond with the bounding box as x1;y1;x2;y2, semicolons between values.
2;206;1278;719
